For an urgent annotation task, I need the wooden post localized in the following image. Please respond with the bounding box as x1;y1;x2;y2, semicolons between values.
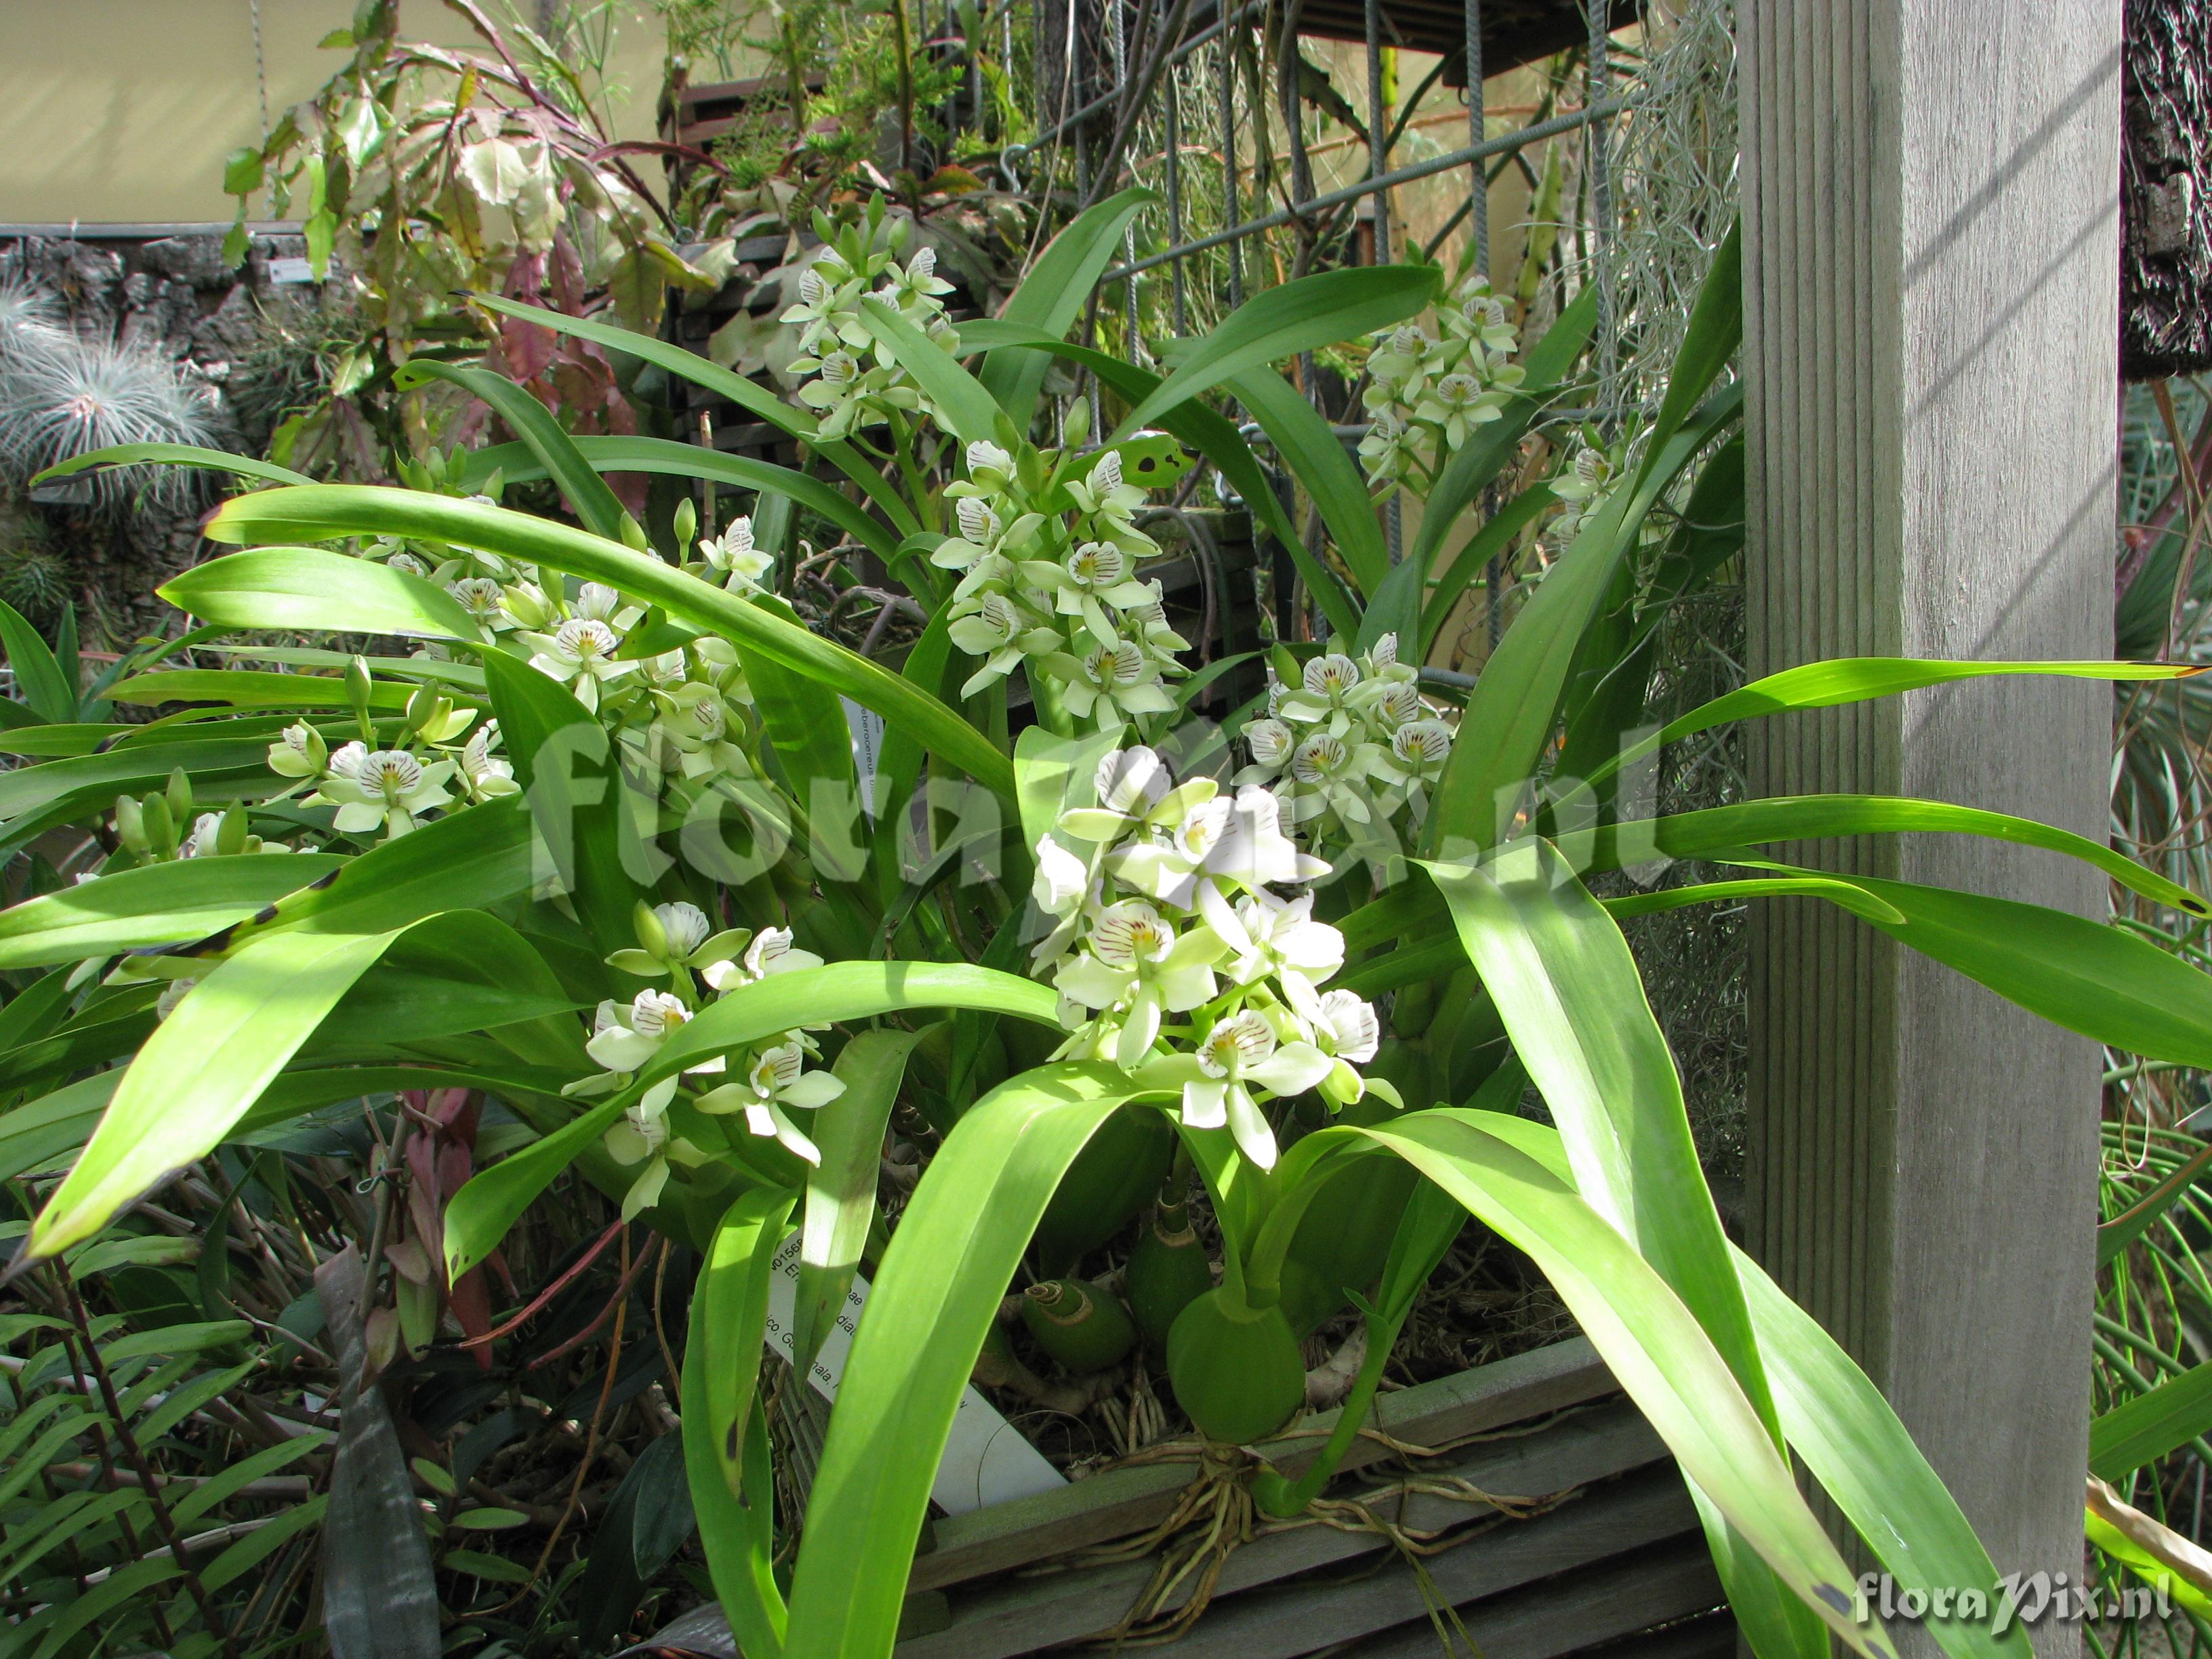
1740;4;2121;1650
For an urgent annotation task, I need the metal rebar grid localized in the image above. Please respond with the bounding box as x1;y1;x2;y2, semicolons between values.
1097;100;1618;284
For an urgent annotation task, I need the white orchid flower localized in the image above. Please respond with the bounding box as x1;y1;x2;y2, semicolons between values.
1235;718;1296;786
1311;987;1389;1107
1377;719;1453;813
609;901;752;981
266;721;327;779
310;748;456;838
584;988;724;1114
1017;540;1156;649
1415;372;1509;450
701;924;825;993
1229;890;1346;1021
602;1106;706;1221
1048;640;1176;727
1357;409;1416;486
695;1041;845;1164
573;581;644;631
525;617;634;712
1364;323;1435;399
699;516;775;592
1059;746;1198;843
1095;778;1316;939
954;495;1004;552
1054;900;1225;1067
965;439;1015;484
449;576;508;626
1029;834;1097;966
880;244;954;311
499;580;556;631
1278;652;1366;736
1281;731;1383;827
1180;1008;1334;1169
649;680;754;781
179;811;225;859
948;592;1057;697
1123;583;1193;655
795;348;869;433
459;721;518;801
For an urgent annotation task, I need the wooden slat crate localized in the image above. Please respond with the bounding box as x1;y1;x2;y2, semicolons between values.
634;1338;1725;1659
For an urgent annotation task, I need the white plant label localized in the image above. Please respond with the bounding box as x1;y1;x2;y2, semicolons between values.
841;697;884;823
762;1231;1065;1514
266;257;318;285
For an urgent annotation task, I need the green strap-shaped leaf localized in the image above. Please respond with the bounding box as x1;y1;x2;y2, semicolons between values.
1410;485;1557;654
1778;863;2212;1070
19;905;581;1262
1113;265;1439;437
781;1064;1159;1657
868;604;956;900
1226;367;1386;600
0;1074;116;1185
0;853;348;968
683;1316;788;1658
471;292;918;537
1413;842;1830;1659
117;796;535;961
161;546;485;643
1417;844;1768;1399
443;962;1061;1278
1422;384;1742;856
0;735;277;842
1584;658;2209;798
0;598;75;722
979;186;1158;424
1599;876;1905;927
1730;1229;2024;1659
460;435;899;561
2093;1355;2212;1484
2097;1143;2212;1271
1012;721;1125;854
199;488;1013;802
1357;1109;1891;1659
1567;794;2211;921
736;592;860;859
701;1185;800;1495
481;649;641;954
35;441;314;489
792;1028;926;1375
22;926;402;1260
1338;873;1910;1000
2085;1506;2212;1621
108;668;415;712
397;359;628;539
858;298;1002;447
1634;220;1742;497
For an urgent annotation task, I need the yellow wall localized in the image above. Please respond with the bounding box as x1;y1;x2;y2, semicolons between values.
0;1;668;226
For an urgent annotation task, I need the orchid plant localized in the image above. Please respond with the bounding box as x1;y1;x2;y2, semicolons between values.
7;192;2212;1659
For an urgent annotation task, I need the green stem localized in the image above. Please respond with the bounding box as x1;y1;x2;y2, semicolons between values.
1250;1312;1400;1518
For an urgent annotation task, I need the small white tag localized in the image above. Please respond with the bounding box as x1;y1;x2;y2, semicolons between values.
267;257;317;284
840;697;885;823
762;1231;1065;1514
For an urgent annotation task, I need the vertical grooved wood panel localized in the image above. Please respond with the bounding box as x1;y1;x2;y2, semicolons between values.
1741;5;2121;1652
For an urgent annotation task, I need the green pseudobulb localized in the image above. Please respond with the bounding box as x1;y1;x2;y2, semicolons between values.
1166;1288;1305;1446
1021;1278;1138;1374
1030;1105;1172;1274
1124;1185;1213;1347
